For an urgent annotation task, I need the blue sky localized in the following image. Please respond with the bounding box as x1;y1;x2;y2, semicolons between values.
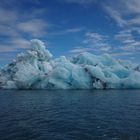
0;0;140;67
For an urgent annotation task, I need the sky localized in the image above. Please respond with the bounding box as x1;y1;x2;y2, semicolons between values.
0;0;140;67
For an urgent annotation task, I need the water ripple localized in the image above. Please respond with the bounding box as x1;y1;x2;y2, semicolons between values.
0;90;140;140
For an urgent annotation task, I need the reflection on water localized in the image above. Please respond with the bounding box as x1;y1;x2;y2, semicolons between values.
0;90;140;140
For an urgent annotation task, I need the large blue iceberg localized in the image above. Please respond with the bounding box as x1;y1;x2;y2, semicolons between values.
0;39;140;89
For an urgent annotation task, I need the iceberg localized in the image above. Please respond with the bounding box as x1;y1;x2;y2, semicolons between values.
0;39;140;89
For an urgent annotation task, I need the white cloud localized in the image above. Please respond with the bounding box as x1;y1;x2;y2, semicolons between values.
0;8;18;23
100;46;111;51
49;27;84;35
10;38;30;48
65;27;84;33
17;19;48;37
114;28;140;52
103;0;140;27
128;16;140;25
69;47;92;53
70;31;112;54
104;5;127;27
83;32;111;51
125;0;140;14
0;38;30;53
0;3;49;53
0;25;18;37
103;0;140;54
115;30;133;42
85;32;107;41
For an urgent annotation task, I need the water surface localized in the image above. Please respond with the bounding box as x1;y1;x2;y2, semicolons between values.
0;90;140;140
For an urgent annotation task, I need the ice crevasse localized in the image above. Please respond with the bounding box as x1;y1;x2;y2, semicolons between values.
0;39;140;89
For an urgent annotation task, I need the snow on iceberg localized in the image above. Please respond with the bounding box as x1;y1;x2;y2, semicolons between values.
0;39;140;89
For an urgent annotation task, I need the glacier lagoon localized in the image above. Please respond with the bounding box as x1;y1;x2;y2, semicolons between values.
0;39;140;89
0;89;140;140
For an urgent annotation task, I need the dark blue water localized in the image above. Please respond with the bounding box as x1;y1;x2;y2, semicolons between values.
0;90;140;140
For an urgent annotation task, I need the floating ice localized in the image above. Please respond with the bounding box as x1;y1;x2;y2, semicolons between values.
0;39;140;89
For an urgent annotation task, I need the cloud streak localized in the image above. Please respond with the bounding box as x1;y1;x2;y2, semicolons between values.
103;0;140;54
17;19;48;37
70;31;112;54
104;0;140;27
0;2;49;53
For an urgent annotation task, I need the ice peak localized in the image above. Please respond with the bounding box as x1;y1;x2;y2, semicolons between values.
30;39;46;52
30;39;52;61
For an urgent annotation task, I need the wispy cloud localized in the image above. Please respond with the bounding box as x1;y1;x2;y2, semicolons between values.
65;27;85;33
114;28;140;52
104;0;140;27
49;27;85;35
70;31;112;54
83;32;111;52
104;5;127;27
125;0;140;14
0;38;30;53
69;46;92;53
0;1;49;53
17;19;48;37
103;0;140;54
0;8;18;23
114;30;133;43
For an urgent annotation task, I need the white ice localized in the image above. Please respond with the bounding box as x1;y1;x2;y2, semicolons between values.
0;39;140;89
